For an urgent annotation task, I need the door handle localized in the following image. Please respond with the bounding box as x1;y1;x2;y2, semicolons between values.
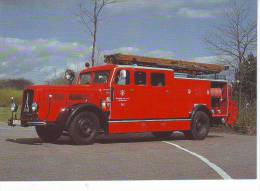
130;88;135;92
111;87;114;101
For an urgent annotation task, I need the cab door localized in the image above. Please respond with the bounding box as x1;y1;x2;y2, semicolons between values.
109;68;153;133
110;68;133;120
110;68;150;120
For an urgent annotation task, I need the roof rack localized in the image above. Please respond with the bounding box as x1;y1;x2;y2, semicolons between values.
104;53;229;75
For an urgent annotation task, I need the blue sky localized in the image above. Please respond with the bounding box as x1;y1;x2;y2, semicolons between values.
0;0;257;83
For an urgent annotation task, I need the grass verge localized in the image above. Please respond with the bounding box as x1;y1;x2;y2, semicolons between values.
0;107;10;123
0;107;21;123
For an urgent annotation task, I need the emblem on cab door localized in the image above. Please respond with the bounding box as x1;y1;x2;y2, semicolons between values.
120;90;125;97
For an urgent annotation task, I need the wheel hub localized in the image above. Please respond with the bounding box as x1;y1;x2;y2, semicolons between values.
196;119;206;134
79;119;93;137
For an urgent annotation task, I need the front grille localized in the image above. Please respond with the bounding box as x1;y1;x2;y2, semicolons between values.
21;90;34;113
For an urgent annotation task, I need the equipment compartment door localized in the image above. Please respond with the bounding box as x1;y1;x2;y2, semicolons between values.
148;71;174;118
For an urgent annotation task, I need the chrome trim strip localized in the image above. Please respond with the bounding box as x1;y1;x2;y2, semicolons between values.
27;121;47;126
175;77;227;82
108;118;191;123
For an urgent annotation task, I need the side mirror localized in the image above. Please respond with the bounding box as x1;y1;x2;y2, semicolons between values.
64;69;75;84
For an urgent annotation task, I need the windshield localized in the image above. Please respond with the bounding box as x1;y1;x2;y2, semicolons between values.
79;71;110;84
93;71;110;84
80;72;91;84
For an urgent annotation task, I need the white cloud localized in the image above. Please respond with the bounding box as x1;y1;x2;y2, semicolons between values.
0;37;92;83
107;0;228;19
177;8;220;18
1;61;8;67
104;46;175;59
143;50;175;59
2;36;238;83
192;55;234;65
0;37;177;83
104;47;141;55
192;55;224;64
0;36;238;82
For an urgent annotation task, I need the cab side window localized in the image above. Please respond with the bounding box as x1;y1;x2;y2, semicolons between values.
115;70;130;85
135;71;146;85
151;73;165;86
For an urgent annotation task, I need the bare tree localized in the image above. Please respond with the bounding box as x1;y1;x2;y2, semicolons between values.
205;1;256;110
78;0;119;66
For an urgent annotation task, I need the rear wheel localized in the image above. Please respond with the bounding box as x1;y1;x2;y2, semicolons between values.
183;111;210;140
35;124;62;142
69;111;99;145
152;131;173;139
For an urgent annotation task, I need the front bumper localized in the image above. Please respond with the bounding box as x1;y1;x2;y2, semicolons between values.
27;121;47;126
8;118;47;127
8;110;46;127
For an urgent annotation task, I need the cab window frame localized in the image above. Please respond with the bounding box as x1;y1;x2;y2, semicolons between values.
134;70;147;86
114;69;131;86
79;72;93;85
150;72;166;87
93;70;111;84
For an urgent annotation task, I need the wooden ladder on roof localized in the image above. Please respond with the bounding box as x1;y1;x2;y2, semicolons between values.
104;53;228;75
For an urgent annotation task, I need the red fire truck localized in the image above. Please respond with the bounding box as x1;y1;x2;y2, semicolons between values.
8;54;238;145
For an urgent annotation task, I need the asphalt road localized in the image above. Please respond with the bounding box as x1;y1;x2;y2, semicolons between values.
0;124;256;181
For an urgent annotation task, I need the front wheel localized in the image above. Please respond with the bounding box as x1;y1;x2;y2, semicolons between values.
35;124;62;142
69;111;99;145
183;111;210;140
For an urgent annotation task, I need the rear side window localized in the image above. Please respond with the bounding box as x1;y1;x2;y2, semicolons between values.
151;73;165;86
135;71;146;85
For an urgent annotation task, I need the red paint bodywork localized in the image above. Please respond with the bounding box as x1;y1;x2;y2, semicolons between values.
21;64;238;134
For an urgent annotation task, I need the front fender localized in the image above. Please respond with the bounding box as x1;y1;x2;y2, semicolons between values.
57;104;108;132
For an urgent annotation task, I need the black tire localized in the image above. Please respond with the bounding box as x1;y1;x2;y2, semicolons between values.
35;124;62;142
184;111;210;140
152;131;173;139
69;111;99;145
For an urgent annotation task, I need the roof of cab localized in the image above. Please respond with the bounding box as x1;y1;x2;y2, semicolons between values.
79;64;117;74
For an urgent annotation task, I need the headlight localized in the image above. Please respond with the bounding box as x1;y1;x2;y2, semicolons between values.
31;102;38;112
101;100;106;110
11;103;18;112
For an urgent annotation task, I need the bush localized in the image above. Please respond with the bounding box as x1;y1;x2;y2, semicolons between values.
0;78;33;90
233;102;256;135
0;88;23;107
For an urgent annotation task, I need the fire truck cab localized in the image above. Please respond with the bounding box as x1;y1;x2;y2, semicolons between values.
8;54;238;145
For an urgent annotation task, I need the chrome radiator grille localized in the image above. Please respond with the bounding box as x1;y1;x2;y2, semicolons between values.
22;90;34;113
